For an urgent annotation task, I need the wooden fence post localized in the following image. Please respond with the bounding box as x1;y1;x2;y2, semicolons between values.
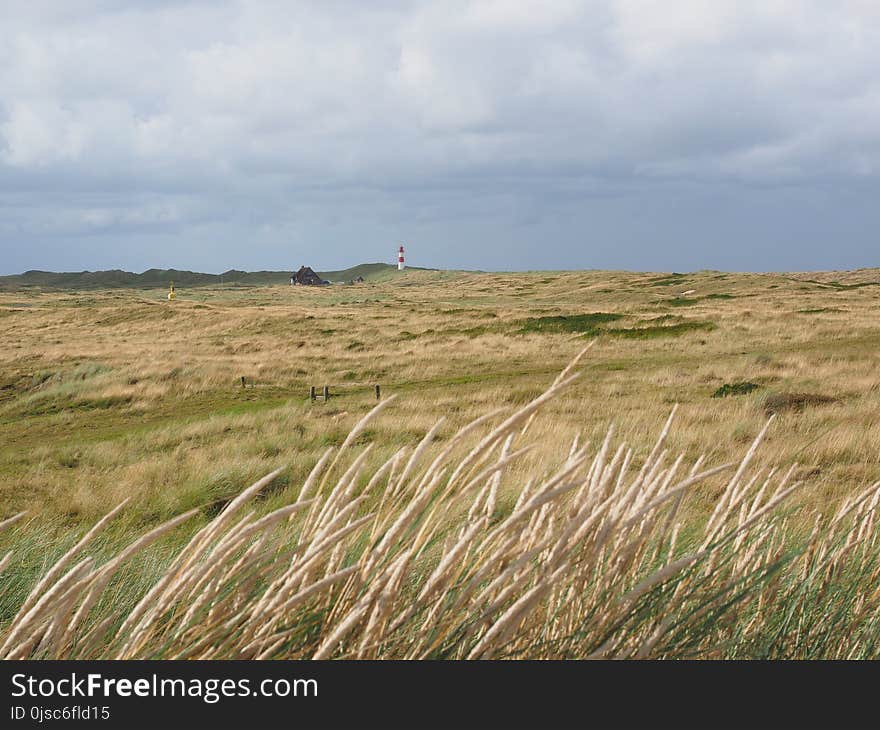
375;384;381;400
240;376;246;389
309;386;316;401
323;385;330;401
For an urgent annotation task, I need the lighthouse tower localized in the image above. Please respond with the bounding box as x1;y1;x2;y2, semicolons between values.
397;245;405;271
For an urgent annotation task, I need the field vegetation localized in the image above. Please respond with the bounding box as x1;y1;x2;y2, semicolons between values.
2;267;880;658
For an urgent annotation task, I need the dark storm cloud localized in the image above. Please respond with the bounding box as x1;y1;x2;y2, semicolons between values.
1;0;879;274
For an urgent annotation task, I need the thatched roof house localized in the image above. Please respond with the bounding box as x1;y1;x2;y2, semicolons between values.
290;266;329;286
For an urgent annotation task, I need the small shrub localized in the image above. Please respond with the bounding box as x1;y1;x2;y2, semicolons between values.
713;382;761;398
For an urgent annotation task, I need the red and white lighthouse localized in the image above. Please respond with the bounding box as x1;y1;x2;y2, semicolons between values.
397;245;405;271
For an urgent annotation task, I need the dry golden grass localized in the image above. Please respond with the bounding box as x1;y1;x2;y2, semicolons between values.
3;268;880;526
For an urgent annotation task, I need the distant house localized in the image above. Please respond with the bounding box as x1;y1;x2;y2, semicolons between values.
290;266;329;286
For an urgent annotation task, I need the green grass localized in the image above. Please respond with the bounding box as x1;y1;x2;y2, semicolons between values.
604;320;717;339
518;312;715;339
317;262;431;282
519;312;624;334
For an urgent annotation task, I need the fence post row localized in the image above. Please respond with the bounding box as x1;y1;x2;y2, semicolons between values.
308;384;382;401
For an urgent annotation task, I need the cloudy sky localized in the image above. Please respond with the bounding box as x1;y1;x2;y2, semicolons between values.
1;0;879;274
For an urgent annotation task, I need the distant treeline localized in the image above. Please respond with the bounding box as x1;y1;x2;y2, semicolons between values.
0;263;415;289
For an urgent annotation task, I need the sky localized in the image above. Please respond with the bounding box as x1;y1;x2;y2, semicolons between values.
1;0;879;275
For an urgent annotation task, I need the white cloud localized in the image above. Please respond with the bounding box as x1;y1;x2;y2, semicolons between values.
1;0;879;272
2;1;878;178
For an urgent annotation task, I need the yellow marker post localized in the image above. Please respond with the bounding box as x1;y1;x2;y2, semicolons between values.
168;281;176;301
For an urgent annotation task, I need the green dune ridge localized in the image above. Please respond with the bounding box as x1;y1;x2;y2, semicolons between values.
0;263;429;289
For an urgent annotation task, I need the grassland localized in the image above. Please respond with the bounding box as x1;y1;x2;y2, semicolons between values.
3;267;880;522
2;267;880;658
